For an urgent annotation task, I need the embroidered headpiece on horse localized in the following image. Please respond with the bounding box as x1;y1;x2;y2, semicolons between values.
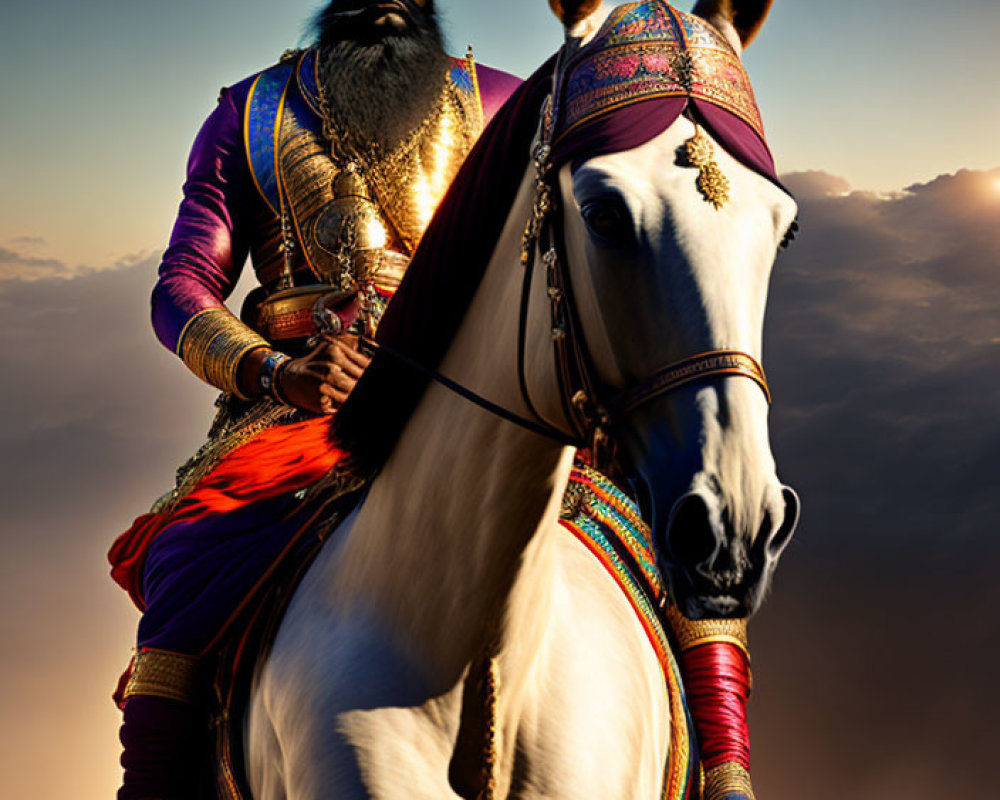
547;0;781;193
338;4;787;464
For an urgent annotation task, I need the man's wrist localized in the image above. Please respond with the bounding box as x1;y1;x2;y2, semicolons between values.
237;347;279;399
258;351;292;403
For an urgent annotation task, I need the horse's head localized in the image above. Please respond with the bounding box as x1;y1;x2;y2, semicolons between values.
539;0;799;619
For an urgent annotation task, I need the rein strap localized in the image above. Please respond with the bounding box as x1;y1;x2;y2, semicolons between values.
361;337;583;448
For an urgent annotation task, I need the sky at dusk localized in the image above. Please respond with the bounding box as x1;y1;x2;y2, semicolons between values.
0;2;998;799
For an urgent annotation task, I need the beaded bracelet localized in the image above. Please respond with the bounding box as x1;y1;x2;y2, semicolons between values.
258;351;291;403
271;356;294;407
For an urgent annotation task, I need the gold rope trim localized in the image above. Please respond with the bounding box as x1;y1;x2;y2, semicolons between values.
465;45;484;133
704;762;756;800
664;604;749;657
123;649;200;703
477;656;500;800
176;308;270;398
155;396;305;516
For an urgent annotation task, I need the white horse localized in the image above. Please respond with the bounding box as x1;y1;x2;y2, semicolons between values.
246;2;800;798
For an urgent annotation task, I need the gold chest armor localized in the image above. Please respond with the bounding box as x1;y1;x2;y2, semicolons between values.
250;49;483;341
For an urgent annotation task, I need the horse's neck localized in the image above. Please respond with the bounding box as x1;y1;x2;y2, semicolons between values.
326;170;573;682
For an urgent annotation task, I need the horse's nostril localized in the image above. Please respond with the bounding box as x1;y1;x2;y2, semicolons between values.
765;486;800;559
667;493;718;566
755;508;773;549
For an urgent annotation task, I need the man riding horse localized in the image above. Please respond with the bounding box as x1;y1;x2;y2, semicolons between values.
109;1;780;799
109;2;520;796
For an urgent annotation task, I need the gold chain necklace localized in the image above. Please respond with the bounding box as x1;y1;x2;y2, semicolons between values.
312;53;459;253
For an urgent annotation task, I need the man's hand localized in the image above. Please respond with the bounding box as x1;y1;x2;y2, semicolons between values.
278;335;372;414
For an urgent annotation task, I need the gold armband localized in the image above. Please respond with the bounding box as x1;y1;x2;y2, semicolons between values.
123;649;200;704
176;308;270;399
704;762;756;800
664;603;750;658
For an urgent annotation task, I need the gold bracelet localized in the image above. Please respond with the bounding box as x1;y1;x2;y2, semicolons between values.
177;308;270;398
123;649;200;704
664;603;750;658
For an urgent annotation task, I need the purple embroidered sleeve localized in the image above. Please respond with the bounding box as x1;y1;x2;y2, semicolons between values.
150;78;257;353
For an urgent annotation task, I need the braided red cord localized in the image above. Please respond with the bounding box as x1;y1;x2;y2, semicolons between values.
680;641;752;771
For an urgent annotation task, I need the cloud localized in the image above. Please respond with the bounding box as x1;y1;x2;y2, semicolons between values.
0;257;217;535
0;243;152;283
0;255;224;800
780;170;852;199
750;170;1000;797
6;235;46;247
0;246;74;281
766;167;1000;552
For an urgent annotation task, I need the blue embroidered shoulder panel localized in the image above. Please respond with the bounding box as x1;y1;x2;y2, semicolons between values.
244;60;296;216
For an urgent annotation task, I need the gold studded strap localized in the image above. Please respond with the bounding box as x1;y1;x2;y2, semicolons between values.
664;603;750;659
613;350;771;420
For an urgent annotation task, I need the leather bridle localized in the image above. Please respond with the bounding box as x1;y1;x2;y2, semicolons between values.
512;113;771;467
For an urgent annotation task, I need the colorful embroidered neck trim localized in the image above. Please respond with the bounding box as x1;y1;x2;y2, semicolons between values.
560;463;699;800
555;1;765;144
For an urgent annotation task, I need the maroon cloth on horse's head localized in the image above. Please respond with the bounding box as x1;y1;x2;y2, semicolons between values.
692;100;779;186
550;96;780;188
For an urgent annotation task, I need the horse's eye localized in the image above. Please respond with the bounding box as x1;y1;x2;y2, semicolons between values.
581;201;632;245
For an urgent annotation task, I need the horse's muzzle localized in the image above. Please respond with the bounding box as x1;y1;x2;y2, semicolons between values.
659;486;800;620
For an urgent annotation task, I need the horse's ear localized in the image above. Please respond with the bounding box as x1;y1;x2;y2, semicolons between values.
692;0;774;51
548;0;605;28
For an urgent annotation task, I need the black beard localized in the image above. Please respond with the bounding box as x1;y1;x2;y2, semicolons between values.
314;1;450;153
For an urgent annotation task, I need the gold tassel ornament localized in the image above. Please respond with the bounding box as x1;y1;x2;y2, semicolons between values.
685;125;731;209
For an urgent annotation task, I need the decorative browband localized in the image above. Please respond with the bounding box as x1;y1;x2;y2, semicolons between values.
556;1;765;143
613;350;771;419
